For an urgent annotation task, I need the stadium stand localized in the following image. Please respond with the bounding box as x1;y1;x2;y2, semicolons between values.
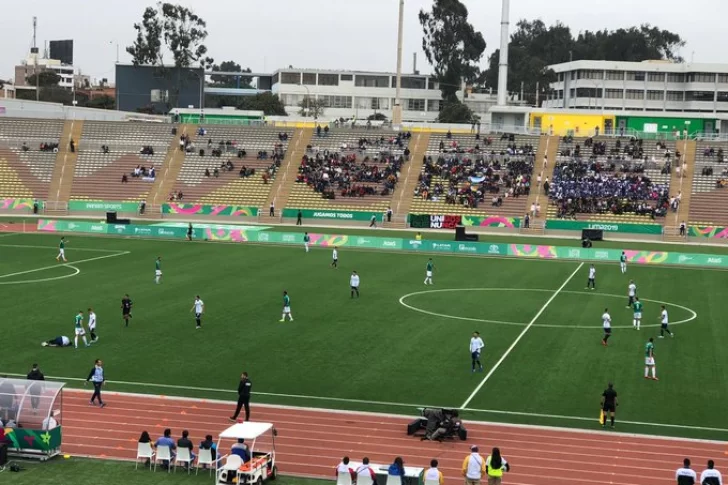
687;140;728;225
287;130;411;212
0;118;64;200
410;132;540;217
546;136;674;223
170;126;293;207
70;121;173;202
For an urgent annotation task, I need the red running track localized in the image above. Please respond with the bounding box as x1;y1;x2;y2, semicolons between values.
58;390;726;485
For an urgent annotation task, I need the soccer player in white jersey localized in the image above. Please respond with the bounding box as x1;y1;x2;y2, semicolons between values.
88;307;98;343
331;247;339;269
659;305;674;338
470;331;484;372
586;264;596;290
627;280;637;308
619;251;627;273
190;295;204;329
601;308;612;346
350;271;360;298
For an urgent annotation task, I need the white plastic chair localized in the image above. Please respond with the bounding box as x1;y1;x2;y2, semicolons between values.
357;472;375;485
337;471;353;485
154;445;172;473
174;447;193;474
219;454;243;484
135;442;155;470
424;478;440;485
386;475;403;485
196;448;215;475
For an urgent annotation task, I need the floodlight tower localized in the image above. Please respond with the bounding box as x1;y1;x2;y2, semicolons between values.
496;0;510;106
393;0;404;125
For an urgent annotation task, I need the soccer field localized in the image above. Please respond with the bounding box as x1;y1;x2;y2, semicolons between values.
2;231;728;441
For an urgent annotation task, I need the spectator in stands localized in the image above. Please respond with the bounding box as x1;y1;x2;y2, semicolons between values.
524;213;530;229
269;202;275;217
155;428;176;468
213;167;219;178
22;142;29;152
676;458;697;485
121;174;128;183
388;457;406;484
462;445;485;485
139;431;155;466
700;460;722;485
177;429;196;469
356;457;376;483
386;207;393;222
231;438;250;462
423;459;444;485
337;456;356;481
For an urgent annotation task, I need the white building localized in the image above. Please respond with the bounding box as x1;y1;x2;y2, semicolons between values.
14;54;75;89
544;60;728;113
269;68;509;122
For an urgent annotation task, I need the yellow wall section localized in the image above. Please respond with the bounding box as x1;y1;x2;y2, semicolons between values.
531;113;615;137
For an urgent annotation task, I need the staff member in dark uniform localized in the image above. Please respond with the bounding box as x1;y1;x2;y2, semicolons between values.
601;382;618;429
121;294;133;327
86;359;106;408
187;223;193;241
26;363;45;413
229;372;252;422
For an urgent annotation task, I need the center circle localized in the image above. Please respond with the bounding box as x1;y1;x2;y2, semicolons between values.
0;265;81;285
399;288;697;329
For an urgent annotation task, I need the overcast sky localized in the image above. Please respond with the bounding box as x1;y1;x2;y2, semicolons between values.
2;0;726;83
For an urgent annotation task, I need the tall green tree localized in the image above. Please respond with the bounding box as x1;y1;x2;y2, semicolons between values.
126;6;164;65
210;61;252;88
237;93;287;116
26;71;61;87
419;0;486;103
483;21;685;105
298;96;326;119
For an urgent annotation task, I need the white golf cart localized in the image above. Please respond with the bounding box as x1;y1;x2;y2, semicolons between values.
216;422;278;485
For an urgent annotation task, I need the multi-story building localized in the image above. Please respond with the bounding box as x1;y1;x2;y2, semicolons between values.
269;68;509;122
14;53;76;89
544;60;728;114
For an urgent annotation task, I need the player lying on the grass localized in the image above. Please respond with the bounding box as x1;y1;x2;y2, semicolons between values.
42;336;72;347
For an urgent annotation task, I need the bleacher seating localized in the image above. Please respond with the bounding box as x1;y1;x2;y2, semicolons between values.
546;136;673;223
171;126;293;206
288;130;410;211
687;140;728;225
0;118;63;199
410;132;539;216
70;122;173;202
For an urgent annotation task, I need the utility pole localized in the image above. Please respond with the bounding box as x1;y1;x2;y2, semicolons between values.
393;0;404;125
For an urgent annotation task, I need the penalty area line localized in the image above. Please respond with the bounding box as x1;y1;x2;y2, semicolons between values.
0;251;130;279
459;262;584;409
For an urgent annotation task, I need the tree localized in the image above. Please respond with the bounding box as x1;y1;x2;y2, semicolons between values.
85;95;116;110
482;20;684;105
26;71;61;87
419;0;486;102
437;100;475;124
126;3;213;69
367;113;388;121
237;93;287;116
210;61;252;88
298;96;326;119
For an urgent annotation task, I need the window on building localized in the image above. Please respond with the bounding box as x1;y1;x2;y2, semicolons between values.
427;77;438;90
570;71;576;80
558;73;564;82
647;72;664;82
717;92;728;102
400;76;426;90
302;72;316;85
404;99;426;111
626;72;646;81
605;71;623;81
281;94;301;106
576;87;602;98
280;72;300;85
340;74;353;81
355;75;389;88
647;90;664;101
665;91;683;101
318;73;339;86
558;90;564;100
272;73;280;85
626;89;644;100
569;88;575;97
689;73;715;83
427;99;440;111
578;70;603;80
667;73;685;83
604;89;623;99
320;95;352;109
686;91;714;102
718;74;728;84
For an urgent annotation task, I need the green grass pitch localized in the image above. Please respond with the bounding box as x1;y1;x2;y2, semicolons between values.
1;231;728;441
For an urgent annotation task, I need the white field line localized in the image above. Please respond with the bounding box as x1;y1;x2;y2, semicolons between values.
0;251;129;279
0;243;125;253
459;262;584;408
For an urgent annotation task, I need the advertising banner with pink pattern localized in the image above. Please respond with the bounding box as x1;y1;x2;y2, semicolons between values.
688;226;728;239
162;204;258;217
1;198;35;212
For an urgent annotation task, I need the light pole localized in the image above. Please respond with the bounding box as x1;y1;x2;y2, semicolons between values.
393;0;404;125
302;85;314;120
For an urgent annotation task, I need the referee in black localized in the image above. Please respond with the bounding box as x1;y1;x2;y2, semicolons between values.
601;382;618;429
229;372;252;422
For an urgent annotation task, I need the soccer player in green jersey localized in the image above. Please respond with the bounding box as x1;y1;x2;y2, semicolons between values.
619;251;627;274
280;291;294;322
424;258;434;285
73;310;90;349
644;337;658;380
303;232;310;253
632;297;643;330
56;237;68;262
154;256;162;284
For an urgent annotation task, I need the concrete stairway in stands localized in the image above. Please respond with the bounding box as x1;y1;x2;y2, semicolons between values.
387;132;431;228
259;127;313;222
145;125;194;211
663;139;695;241
523;135;559;226
47;120;84;211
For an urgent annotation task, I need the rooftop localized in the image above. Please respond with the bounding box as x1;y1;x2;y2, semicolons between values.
548;60;728;74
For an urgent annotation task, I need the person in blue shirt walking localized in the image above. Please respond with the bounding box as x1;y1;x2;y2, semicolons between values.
86;359;106;407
